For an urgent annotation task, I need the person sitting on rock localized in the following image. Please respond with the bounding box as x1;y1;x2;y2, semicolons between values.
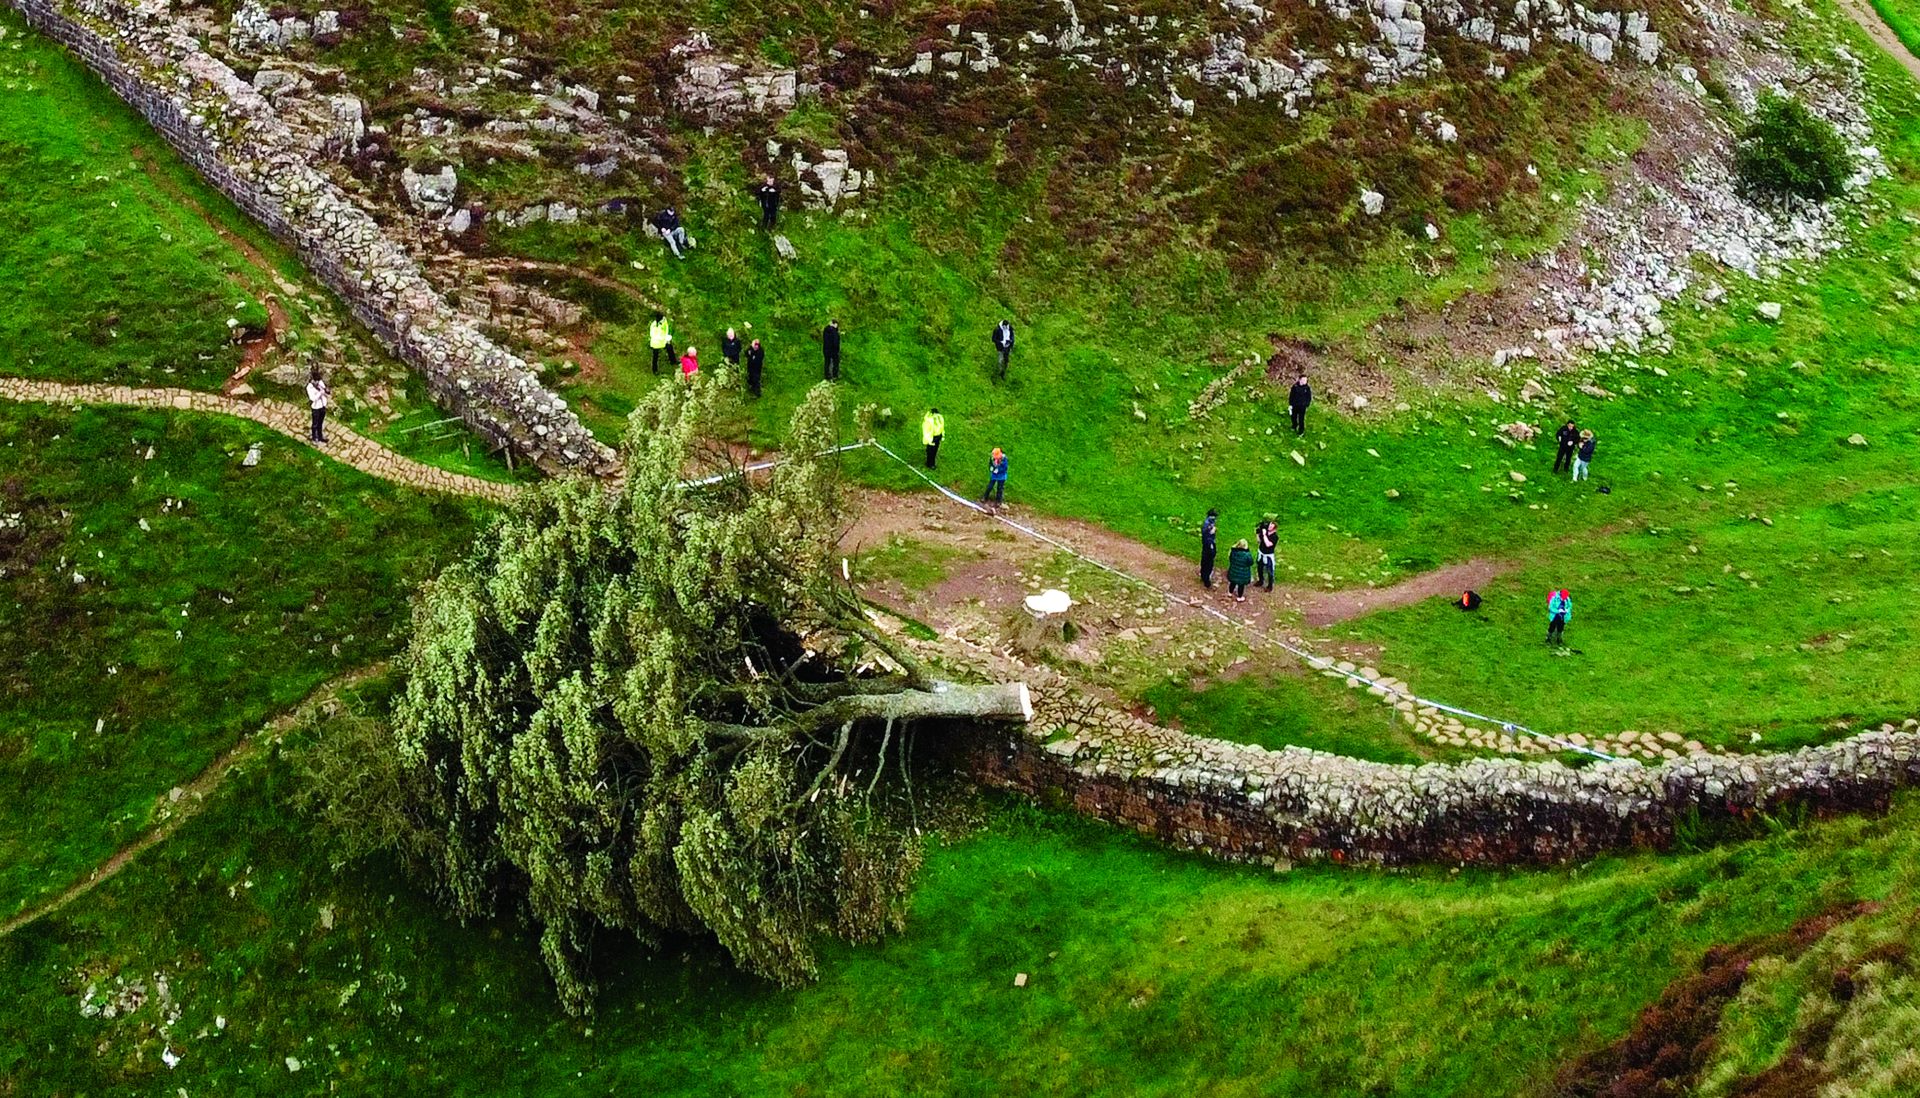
652;205;690;259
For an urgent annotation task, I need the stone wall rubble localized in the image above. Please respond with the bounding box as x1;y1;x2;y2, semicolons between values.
9;0;615;475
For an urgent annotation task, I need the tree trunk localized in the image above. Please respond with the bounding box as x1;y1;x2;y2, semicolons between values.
823;681;1032;726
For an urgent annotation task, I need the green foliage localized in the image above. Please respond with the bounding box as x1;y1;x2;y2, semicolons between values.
332;375;930;1011
1736;94;1854;202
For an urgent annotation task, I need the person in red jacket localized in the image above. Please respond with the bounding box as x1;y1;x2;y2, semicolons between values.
680;346;699;379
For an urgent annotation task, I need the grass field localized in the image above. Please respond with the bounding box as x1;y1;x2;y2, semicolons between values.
4;0;1920;1092
4;724;1919;1095
0;403;482;918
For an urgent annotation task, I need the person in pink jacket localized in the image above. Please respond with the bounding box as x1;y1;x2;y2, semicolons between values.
680;346;699;379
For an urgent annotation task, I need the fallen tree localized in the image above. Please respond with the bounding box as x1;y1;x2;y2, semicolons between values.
310;369;1028;1012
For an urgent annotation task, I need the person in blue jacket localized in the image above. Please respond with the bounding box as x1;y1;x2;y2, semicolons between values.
981;447;1008;509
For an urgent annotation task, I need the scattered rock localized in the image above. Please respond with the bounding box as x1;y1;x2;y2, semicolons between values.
1756;301;1783;321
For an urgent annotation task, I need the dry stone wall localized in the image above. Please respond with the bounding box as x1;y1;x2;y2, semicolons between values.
925;636;1920;867
8;0;615;476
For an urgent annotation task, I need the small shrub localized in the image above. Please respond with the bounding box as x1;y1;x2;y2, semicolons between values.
1735;95;1853;202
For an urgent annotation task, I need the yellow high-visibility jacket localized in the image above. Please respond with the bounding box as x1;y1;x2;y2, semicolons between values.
649;318;672;349
922;412;945;445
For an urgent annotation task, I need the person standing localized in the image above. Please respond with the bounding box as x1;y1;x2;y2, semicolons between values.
680;346;699;380
1546;588;1572;645
745;338;765;397
1227;539;1255;602
1288;374;1312;435
1573;430;1596;482
1199;508;1219;589
305;366;330;444
755;177;781;230
992;319;1015;380
1255;515;1278;592
922;407;946;469
652;206;690;259
1553;420;1579;474
981;447;1008;509
822;320;841;381
721;328;743;367
649;312;675;376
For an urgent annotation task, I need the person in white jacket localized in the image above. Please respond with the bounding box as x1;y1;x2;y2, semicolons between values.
305;366;330;444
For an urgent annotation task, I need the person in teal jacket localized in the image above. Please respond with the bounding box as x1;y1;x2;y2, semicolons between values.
1546;588;1572;645
1226;539;1255;601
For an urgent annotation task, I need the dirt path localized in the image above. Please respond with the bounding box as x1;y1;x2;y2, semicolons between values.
0;665;387;939
1841;0;1920;81
0;376;520;504
843;487;1512;632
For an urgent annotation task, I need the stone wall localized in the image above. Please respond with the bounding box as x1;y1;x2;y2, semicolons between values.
923;637;1920;867
962;721;1920;867
7;0;615;476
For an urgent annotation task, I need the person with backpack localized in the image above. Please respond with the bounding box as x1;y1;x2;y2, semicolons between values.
1226;539;1255;602
981;447;1008;509
755;177;781;230
1255;515;1278;592
822;320;841;381
1199;509;1219;589
992;319;1015;379
1288;374;1312;435
922;407;946;469
652;205;690;259
305;365;330;444
680;346;699;379
721;328;743;367
1573;430;1596;482
745;339;765;396
649;313;674;376
1553;420;1579;474
1546;588;1572;645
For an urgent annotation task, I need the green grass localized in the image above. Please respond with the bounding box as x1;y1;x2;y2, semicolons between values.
0;403;483;918
6;733;1920;1095
500;10;1920;752
0;13;261;389
1139;674;1431;763
1870;0;1920;59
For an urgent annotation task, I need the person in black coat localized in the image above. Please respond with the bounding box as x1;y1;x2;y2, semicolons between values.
651;206;689;259
1199;508;1219;589
721;328;743;366
821;320;841;381
1553;420;1579;474
1288;375;1312;435
755;177;780;230
992;320;1015;379
745;339;765;396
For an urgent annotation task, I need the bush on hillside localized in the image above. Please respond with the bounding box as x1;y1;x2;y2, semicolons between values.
1734;94;1853;202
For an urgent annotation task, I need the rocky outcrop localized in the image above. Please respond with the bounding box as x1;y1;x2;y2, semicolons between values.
8;0;614;475
670;32;802;118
